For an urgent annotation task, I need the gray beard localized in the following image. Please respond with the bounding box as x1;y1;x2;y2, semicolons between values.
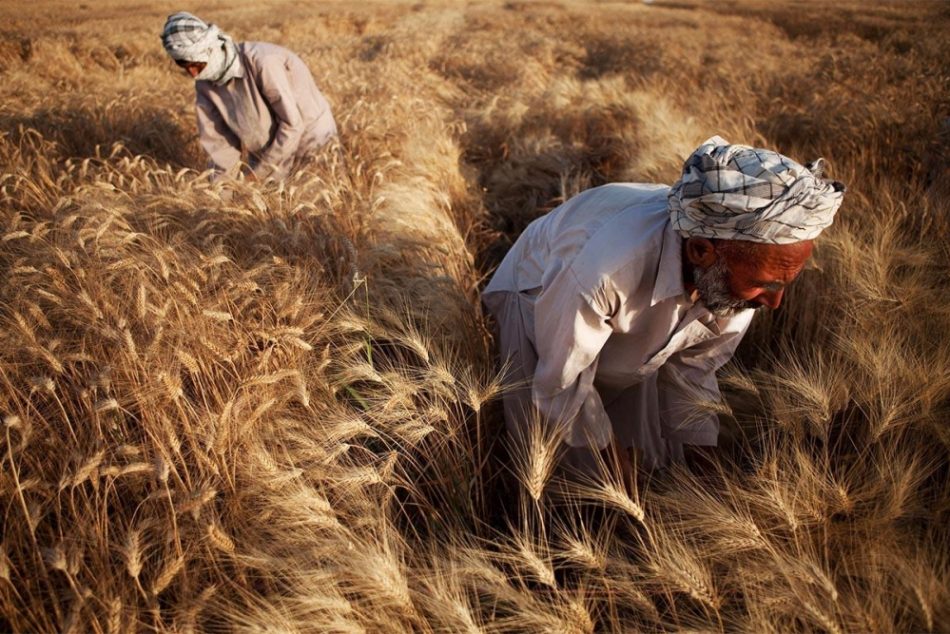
693;259;760;318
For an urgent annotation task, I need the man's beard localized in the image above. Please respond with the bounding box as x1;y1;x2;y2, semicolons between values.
693;259;760;318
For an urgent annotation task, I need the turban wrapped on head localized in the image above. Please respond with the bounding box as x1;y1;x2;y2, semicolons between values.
668;136;846;244
161;12;242;85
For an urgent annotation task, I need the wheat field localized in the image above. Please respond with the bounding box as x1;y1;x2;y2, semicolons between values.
1;0;948;631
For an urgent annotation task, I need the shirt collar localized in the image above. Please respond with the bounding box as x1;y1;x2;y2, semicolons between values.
650;220;687;306
228;43;246;80
231;49;246;80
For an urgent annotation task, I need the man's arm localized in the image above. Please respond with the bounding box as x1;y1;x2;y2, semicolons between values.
531;265;615;450
252;53;306;180
195;91;242;181
657;312;754;446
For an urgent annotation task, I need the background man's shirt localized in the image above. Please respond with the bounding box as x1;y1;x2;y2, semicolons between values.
195;42;337;180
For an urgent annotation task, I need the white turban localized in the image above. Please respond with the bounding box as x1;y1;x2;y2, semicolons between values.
668;136;846;244
161;12;242;85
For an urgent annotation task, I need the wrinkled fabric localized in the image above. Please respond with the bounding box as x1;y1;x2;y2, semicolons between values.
668;135;846;244
161;12;242;85
483;183;754;469
194;42;337;181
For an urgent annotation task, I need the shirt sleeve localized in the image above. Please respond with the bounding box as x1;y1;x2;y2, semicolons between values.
657;313;753;445
530;265;615;450
195;91;242;181
253;54;306;179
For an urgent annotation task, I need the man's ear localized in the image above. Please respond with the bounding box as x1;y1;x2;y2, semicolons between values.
684;237;718;268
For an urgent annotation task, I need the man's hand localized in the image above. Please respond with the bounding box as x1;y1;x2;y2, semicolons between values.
600;442;637;494
683;444;718;477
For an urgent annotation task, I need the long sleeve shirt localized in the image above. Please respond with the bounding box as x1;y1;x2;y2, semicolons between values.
195;42;337;181
483;183;754;449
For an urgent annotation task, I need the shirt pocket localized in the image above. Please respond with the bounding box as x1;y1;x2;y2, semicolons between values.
634;319;717;379
516;286;541;349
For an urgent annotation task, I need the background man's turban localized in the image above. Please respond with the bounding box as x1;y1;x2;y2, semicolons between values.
161;12;222;63
160;12;241;85
668;136;846;244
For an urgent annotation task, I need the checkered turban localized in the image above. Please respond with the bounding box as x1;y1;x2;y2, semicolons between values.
161;12;241;85
668;136;846;244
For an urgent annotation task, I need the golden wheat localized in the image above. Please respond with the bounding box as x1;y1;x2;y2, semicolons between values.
0;0;948;631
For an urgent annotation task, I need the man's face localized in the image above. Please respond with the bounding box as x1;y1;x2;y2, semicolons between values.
692;240;814;317
175;59;207;79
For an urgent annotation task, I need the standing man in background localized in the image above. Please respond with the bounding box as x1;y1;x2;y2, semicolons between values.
161;12;337;182
483;136;846;476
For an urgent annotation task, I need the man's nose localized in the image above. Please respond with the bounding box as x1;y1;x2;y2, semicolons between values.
757;289;784;309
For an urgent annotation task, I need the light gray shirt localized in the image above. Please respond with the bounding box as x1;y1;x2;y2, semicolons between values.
195;42;337;180
483;183;754;448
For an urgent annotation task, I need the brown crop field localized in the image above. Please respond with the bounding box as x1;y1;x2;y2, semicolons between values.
1;0;948;631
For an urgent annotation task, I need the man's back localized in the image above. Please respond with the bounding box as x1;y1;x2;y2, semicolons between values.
484;183;672;300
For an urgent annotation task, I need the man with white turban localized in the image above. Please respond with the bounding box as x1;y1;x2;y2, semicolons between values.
483;136;845;473
161;12;337;181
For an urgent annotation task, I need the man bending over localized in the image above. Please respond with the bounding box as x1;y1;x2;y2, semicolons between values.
483;136;846;472
161;12;337;181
